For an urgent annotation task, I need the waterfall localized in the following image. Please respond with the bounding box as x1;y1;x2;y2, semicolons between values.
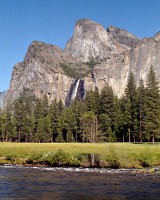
65;79;84;106
71;79;80;100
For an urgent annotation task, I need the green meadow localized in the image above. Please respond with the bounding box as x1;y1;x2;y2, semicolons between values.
0;142;160;169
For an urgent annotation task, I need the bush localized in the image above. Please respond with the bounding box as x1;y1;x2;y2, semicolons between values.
46;149;69;166
60;63;82;79
26;153;43;164
134;151;156;167
6;154;15;162
105;145;120;168
67;153;83;167
59;63;92;79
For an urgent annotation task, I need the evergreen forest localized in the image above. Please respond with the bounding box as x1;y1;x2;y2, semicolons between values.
0;66;160;145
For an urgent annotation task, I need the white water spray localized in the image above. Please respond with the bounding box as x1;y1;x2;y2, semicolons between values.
71;79;80;100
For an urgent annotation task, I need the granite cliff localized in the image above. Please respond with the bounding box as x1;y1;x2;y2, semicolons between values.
3;19;160;107
0;91;6;108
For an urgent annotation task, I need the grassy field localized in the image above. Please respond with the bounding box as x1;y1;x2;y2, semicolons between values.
0;142;160;168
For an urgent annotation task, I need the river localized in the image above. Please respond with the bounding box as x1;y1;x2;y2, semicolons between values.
0;165;160;199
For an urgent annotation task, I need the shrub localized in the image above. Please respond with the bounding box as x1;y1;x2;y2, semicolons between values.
134;151;156;167
6;154;15;162
59;63;93;79
105;145;120;168
26;153;43;164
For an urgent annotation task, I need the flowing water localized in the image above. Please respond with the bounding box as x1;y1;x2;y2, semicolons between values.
0;165;160;200
71;79;80;100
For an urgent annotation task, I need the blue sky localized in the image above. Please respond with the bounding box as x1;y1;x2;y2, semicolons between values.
0;0;160;92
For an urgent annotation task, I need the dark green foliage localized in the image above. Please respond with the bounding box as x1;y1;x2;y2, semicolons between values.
6;154;15;162
13;94;35;142
144;66;160;144
113;97;125;142
41;149;69;166
137;79;147;142
70;99;86;142
1;66;160;144
60;63;92;79
49;99;58;142
99;85;115;118
106;145;120;168
98;113;112;141
0;112;6;141
26;150;101;167
14;98;25;142
124;71;138;142
79;111;97;142
60;59;100;79
84;89;100;114
34;96;51;142
57;98;64;115
98;85;116;141
60;107;77;142
84;60;101;68
124;99;132;142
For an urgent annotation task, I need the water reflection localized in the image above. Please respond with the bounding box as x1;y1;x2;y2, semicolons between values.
0;165;160;199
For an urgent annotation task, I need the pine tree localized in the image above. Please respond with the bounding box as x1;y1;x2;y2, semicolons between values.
61;108;77;142
98;113;112;141
4;110;13;142
33;98;43;141
57;98;64;115
11;116;17;141
137;79;146;142
34;96;51;143
84;88;100;114
37;118;44;142
49;99;58;142
43;114;51;142
29;111;35;142
80;111;96;142
56;99;64;142
114;97;125;142
0;112;6;141
13;95;34;142
99;84;115;134
124;99;132;142
41;95;49;117
144;66;160;144
124;71;137;142
14;97;25;142
56;115;64;143
70;99;85;142
99;85;115;118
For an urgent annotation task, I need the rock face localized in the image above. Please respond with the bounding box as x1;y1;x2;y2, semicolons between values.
64;19;118;62
5;41;76;106
107;26;141;50
3;18;160;107
0;91;7;108
84;37;160;97
64;19;141;61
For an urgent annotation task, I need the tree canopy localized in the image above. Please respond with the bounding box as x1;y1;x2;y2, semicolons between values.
0;66;160;144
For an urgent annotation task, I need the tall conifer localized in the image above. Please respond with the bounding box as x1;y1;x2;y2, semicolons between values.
124;71;137;142
144;66;160;144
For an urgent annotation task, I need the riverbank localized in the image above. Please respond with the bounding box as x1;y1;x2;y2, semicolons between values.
0;142;160;169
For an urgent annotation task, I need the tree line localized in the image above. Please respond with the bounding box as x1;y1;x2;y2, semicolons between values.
0;66;160;144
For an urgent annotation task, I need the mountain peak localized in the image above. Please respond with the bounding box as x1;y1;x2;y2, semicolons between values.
3;19;160;108
154;31;160;41
75;18;102;28
64;19;117;62
107;25;141;49
76;18;94;24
